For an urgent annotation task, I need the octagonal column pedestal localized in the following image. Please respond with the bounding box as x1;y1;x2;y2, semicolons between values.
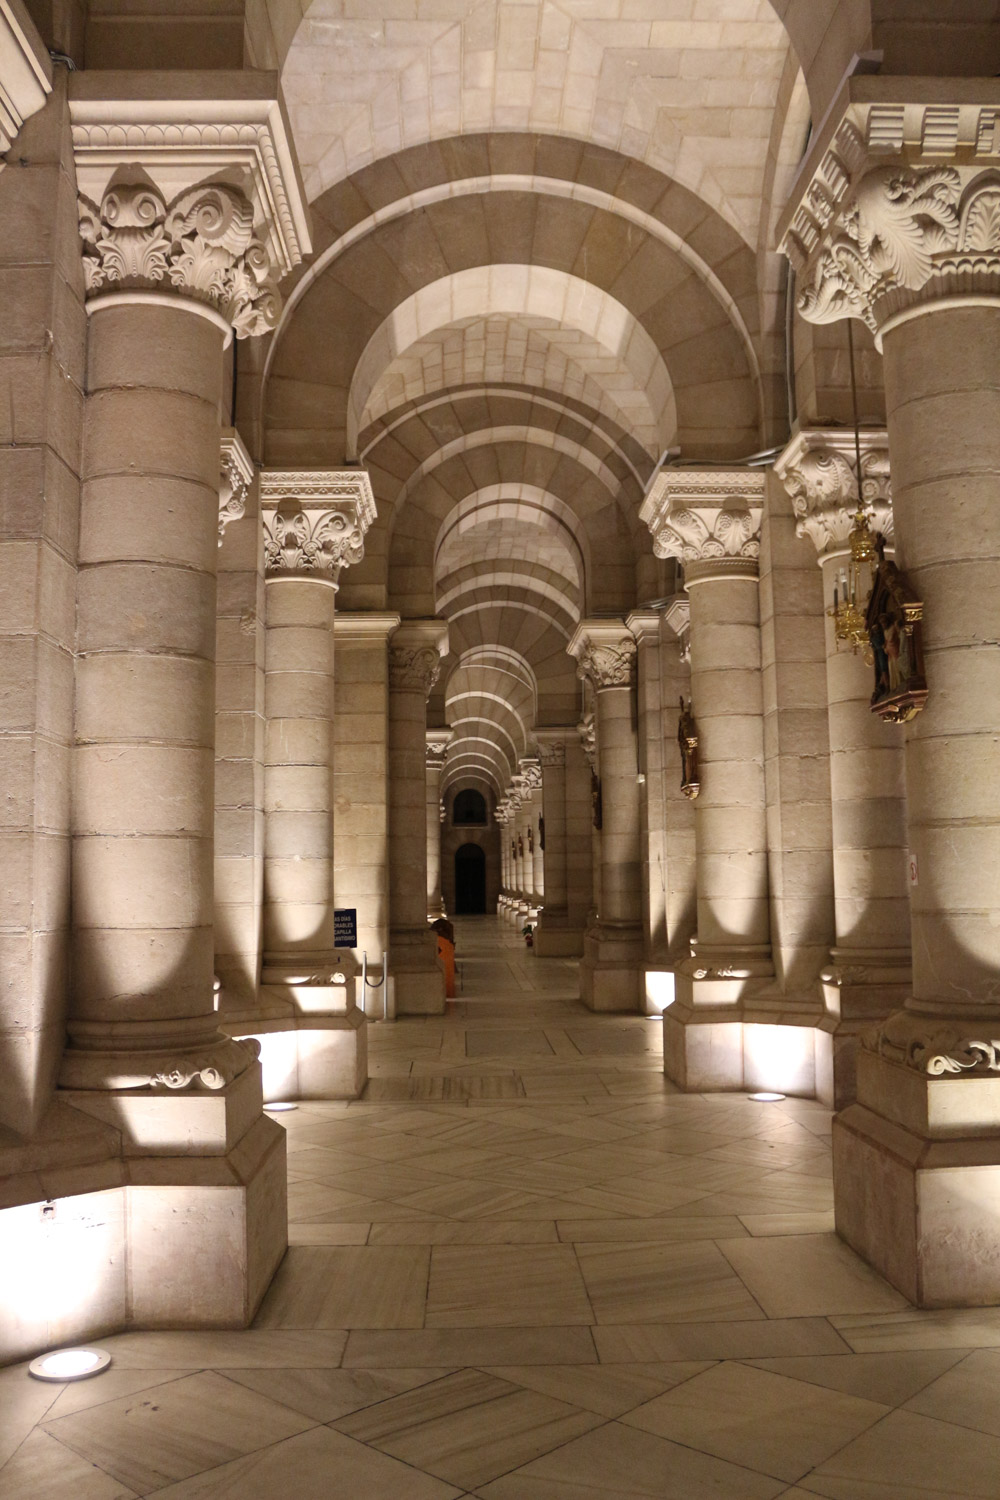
389;621;449;1013
234;471;375;1101
776;431;911;1108
569;623;643;1011
780;82;1000;1304
641;472;775;1086
49;79;314;1347
534;734;584;956
426;730;451;919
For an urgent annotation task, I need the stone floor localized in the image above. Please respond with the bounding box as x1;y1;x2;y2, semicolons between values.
7;921;1000;1497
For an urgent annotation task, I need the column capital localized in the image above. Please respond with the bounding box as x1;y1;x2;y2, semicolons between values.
388;619;448;694
261;469;375;583
218;427;254;545
577;712;597;770
425;729;452;770
518;756;542;791
568;619;637;689
774;427;893;560
776;78;1000;345
535;731;567;767
68;73;311;338
0;0;51;158
639;468;765;584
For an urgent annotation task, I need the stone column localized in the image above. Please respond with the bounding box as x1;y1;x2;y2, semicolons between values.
518;758;543;917
426;730;451;919
252;470;374;1097
776;430;911;1105
781;83;1000;1304
659;600;698;966
568;622;643;1011
641;471;774;1087
534;734;583;955
62;81;311;1331
332;613;399;993
389;620;448;1013
565;731;596;943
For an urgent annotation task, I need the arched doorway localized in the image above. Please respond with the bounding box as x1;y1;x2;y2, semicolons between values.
454;843;487;914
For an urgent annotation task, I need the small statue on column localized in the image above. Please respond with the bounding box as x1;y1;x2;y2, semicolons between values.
678;696;700;799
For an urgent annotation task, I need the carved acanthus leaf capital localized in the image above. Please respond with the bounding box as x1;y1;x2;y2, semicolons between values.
577;639;637;689
577;712;597;770
426;732;451;770
537;740;566;767
775;429;894;557
389;645;442;695
518;758;542;791
219;428;254;545
640;470;765;580
78;179;283;337
261;470;375;581
777;88;1000;339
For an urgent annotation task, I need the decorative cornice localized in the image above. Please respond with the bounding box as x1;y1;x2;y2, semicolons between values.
218;427;254;545
260;469;376;531
389;644;442;694
776;81;1000;341
774;428;893;558
0;0;51;160
261;469;375;581
68;75;311;279
639;469;765;582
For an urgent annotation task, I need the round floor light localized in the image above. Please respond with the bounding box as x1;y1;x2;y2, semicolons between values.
29;1347;111;1382
264;1102;298;1112
749;1091;786;1103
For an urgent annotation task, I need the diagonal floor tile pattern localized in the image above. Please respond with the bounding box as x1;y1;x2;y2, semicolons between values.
5;918;1000;1498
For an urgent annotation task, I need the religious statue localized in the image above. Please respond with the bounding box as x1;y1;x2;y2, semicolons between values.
527;826;534;854
539;816;545;852
517;833;524;858
865;536;928;724
677;696;700;799
591;772;603;830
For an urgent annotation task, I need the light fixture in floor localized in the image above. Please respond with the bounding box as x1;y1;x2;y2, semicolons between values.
749;1091;786;1102
264;1102;298;1112
28;1347;111;1382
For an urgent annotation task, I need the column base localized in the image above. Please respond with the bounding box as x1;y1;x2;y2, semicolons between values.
579;922;643;1011
0;1096;287;1364
391;929;446;1015
534;913;584;957
821;947;913;1109
663;987;826;1098
224;1007;367;1101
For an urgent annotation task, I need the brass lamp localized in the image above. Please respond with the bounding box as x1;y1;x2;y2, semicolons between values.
828;321;878;661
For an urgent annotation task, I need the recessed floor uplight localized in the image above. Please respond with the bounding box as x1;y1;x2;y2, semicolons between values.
29;1347;111;1382
749;1092;786;1103
264;1102;298;1112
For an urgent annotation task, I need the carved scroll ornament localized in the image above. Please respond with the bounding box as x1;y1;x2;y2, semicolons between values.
389;644;442;695
264;507;366;579
864;1014;1000;1078
793;160;1000;335
577;638;637;690
78;179;282;337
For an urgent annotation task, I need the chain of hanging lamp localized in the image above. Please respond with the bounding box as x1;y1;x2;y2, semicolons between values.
828;319;879;662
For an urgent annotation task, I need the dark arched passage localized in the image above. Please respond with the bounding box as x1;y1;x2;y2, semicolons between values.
454;843;487;915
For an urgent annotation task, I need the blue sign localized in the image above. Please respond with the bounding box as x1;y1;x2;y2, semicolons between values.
334;908;358;947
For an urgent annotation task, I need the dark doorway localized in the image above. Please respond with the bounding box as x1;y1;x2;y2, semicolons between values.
455;843;487;914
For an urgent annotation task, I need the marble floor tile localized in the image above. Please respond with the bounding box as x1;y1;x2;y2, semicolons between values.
465;1028;555;1056
801;1407;1000;1498
746;1350;969;1406
474;1417;786;1499
904;1348;1000;1435
254;1246;429;1328
0;1362;64;1467
556;1215;749;1242
41;1370;315;1493
622;1359;888;1483
0;1428;137;1500
312;1162;457;1199
484;1361;715;1417
717;1235;910;1318
288;1221;372;1244
829;1306;1000;1353
93;1329;350;1368
222;1366;453;1422
343;1326;598;1367
593;1318;851;1362
368;1219;559;1244
739;1211;836;1237
149;1424;462;1499
333;1368;604;1488
43;1369;189;1421
576;1239;765;1324
425;1244;593;1326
